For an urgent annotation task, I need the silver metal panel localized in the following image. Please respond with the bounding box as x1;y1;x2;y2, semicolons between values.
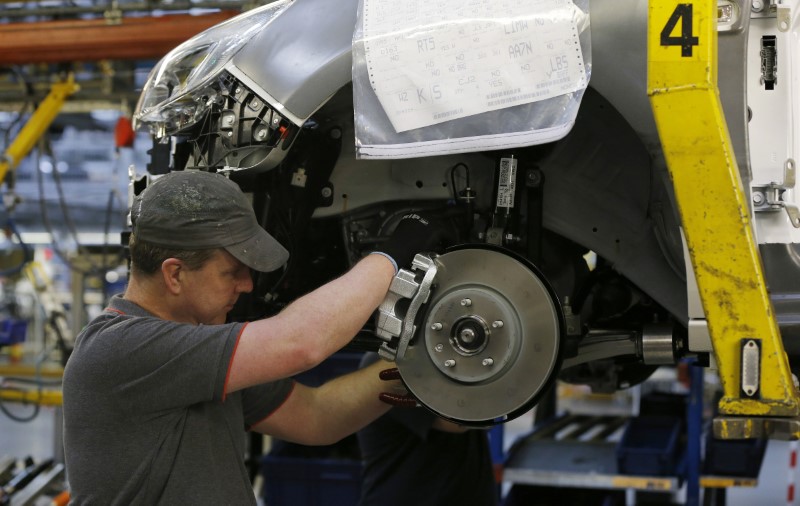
589;0;657;148
230;0;359;122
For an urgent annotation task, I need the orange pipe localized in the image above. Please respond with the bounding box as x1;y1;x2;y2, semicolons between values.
0;12;239;65
51;490;70;506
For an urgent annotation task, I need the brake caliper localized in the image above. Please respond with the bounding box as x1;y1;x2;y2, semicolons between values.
374;253;438;361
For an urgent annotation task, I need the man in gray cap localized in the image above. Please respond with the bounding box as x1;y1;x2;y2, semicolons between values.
62;170;441;505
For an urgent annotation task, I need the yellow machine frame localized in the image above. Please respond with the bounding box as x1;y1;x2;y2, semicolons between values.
648;0;800;438
0;76;79;185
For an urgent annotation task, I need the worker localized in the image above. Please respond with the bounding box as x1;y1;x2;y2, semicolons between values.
357;352;498;506
61;170;441;505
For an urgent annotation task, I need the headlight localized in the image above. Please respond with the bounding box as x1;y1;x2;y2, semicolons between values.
134;0;292;135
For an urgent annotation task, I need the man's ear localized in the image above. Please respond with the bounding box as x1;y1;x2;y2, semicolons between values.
161;258;183;295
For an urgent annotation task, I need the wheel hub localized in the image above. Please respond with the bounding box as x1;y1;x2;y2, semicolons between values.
395;246;564;425
426;286;519;384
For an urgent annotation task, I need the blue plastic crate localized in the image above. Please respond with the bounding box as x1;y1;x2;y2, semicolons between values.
260;454;361;506
263;354;364;505
293;352;363;387
502;484;625;505
616;415;682;476
703;436;767;478
0;319;27;346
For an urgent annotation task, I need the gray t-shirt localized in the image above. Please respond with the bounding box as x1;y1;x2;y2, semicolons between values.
63;295;293;505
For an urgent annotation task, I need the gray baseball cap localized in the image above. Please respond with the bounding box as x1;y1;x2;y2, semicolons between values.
131;170;289;272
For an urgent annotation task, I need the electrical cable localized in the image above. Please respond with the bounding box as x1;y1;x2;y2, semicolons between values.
34;143;89;275
0;215;33;278
101;188;126;277
33;137;125;277
43;138;103;271
0;382;41;423
449;162;471;201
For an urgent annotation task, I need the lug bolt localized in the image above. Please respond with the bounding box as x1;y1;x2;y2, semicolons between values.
482;358;494;367
461;298;472;307
435;344;444;352
444;359;456;368
492;320;504;329
431;322;443;331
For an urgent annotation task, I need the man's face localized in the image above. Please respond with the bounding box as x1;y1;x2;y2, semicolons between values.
180;249;254;325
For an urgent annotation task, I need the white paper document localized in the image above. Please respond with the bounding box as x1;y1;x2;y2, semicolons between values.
362;0;587;133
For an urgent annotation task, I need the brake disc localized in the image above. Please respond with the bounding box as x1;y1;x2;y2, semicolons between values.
394;246;564;426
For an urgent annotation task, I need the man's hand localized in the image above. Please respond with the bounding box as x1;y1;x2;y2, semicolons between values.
371;213;446;272
378;367;418;408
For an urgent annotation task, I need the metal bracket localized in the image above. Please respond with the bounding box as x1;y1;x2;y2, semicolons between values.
648;0;800;424
714;416;800;440
374;253;438;361
752;159;800;227
740;338;762;398
777;0;792;32
103;0;122;25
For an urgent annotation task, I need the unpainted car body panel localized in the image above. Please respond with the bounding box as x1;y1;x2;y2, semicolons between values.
230;0;359;123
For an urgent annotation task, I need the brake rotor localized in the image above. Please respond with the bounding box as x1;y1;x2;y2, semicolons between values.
396;246;564;426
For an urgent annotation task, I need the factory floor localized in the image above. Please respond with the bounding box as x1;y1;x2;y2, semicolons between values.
1;405;797;505
500;409;799;505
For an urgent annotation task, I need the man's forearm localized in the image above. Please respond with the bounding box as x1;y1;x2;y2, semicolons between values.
251;361;395;445
227;254;396;392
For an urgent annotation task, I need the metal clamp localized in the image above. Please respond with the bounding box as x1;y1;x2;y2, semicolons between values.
375;253;438;361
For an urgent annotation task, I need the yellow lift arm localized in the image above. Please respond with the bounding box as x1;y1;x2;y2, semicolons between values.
0;76;79;185
648;0;800;438
0;387;62;407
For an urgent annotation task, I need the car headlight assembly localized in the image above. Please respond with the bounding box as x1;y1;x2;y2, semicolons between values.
134;0;293;136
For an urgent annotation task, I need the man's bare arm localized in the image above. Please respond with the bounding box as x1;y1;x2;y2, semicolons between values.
226;254;395;393
250;360;397;445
